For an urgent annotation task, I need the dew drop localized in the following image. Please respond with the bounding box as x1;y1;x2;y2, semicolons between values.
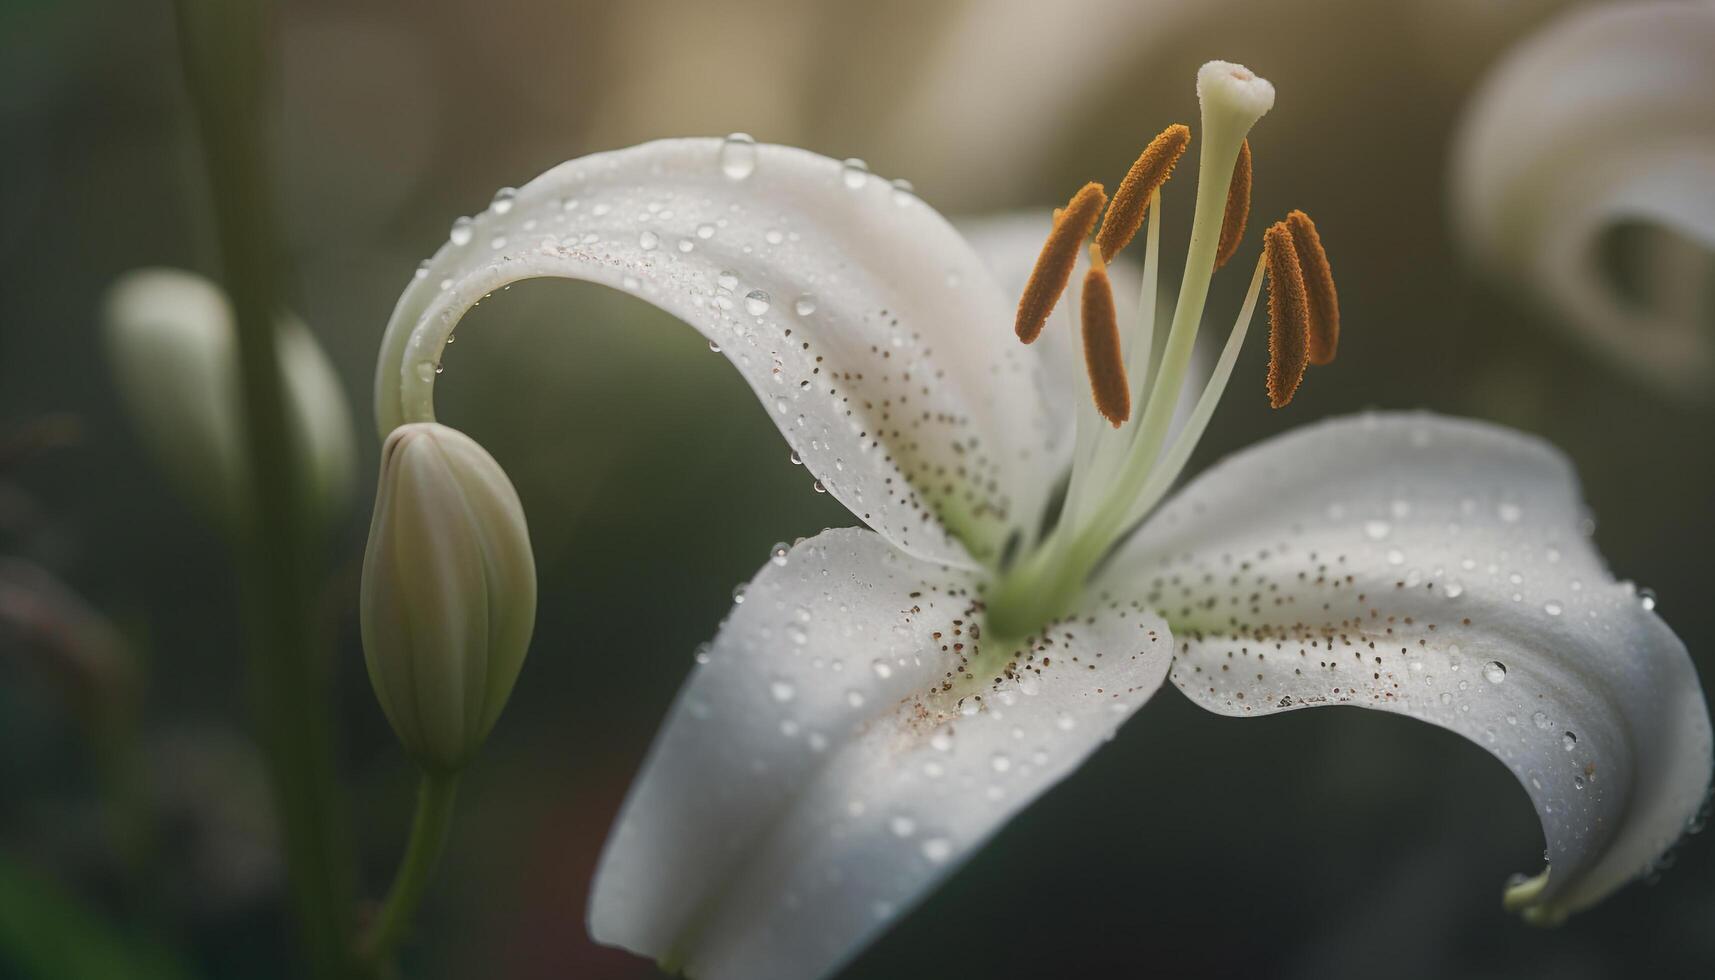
1639;588;1658;612
1562;731;1578;751
794;295;818;316
731;584;747;604
789;450;803;465
1498;502;1523;523
841;157;870;189
1055;712;1076;731
490;186;517;214
871;659;893;680
768;679;796;702
990;752;1012;773
921;837;953;863
1483;661;1508;684
1544;600;1563;616
449;216;473;246
929;730;953;752
1443;581;1464;599
744;289;772;316
845;689;866;708
708;339;722;353
720;133;758;180
890;177;916;204
1533;710;1552;730
717;270;739;291
770;542;790;566
639;230;660;251
888;815;916;837
812;480;828;494
677;237;695;253
1364;519;1391;540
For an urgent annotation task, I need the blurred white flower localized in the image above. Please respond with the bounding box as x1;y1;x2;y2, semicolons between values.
360;421;537;772
373;61;1710;980
102;268;356;531
1451;0;1715;398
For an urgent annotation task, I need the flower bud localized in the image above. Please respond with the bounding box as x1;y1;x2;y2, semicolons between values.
360;422;536;771
102;267;356;531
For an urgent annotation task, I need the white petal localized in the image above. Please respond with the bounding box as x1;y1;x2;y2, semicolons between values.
589;528;1171;980
374;140;1066;567
1451;0;1715;397
1107;412;1712;920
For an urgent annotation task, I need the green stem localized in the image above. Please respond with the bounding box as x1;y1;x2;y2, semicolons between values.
174;2;356;976
361;772;462;972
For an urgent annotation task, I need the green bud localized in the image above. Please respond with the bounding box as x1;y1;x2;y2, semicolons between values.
360;422;536;771
102;267;356;532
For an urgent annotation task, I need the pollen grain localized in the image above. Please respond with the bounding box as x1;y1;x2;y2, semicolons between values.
1215;139;1252;270
1016;182;1107;344
1080;244;1130;426
1096;124;1191;262
1264;220;1309;409
1285;209;1339;364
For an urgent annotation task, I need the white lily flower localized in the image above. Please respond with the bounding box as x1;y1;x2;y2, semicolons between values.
1451;0;1715;398
373;61;1710;980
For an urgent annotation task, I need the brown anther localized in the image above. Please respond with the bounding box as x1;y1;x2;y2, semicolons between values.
1095;124;1191;262
1080;244;1130;426
1263;221;1309;409
1285;209;1339;364
1214;139;1252;270
1016;182;1107;344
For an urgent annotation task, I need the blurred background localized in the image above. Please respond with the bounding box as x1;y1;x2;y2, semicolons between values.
2;0;1713;977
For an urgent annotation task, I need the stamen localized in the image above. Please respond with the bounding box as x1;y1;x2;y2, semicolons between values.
1016;182;1107;344
1264;221;1309;408
1095;124;1191;262
1214;139;1252;270
1080;244;1130;426
1285;209;1339;364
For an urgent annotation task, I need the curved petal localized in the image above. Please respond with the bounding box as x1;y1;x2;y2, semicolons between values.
1451;0;1715;397
589;527;1172;980
1107;412;1712;921
374;139;1068;567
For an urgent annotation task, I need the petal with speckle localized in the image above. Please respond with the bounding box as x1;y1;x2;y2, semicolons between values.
1108;411;1713;921
375;140;1069;568
589;527;1172;980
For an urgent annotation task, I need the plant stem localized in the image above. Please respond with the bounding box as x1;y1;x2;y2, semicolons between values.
173;2;356;976
361;772;462;973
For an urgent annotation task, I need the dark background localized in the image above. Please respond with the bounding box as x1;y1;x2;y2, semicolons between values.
2;0;1711;977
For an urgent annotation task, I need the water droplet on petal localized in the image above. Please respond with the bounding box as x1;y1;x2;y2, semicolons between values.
1544;600;1563;616
1562;731;1577;751
720;133;758;180
414;360;437;382
841;157;870;189
871;659;893;680
449;216;473;246
888;815;916;837
769;679;796;702
921;837;953;863
708;339;722;353
770;542;790;566
845;689;866;708
1483;661;1508;683
990;752;1012;773
794;295;818;316
1639;588;1658;611
731;584;747;604
1364;519;1391;540
890;178;916;204
490;186;517;214
744;289;771;316
1498;502;1523;523
639;230;660;251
